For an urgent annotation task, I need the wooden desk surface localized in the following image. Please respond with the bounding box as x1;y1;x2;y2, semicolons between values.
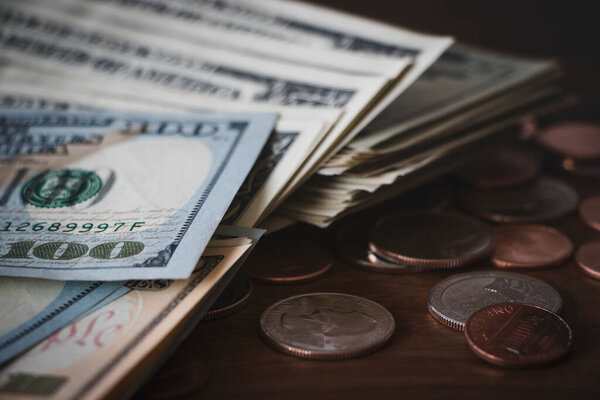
134;1;600;399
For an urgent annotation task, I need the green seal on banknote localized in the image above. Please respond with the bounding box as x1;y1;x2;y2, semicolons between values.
21;169;103;208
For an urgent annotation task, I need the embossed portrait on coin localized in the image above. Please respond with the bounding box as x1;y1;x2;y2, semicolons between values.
281;307;377;349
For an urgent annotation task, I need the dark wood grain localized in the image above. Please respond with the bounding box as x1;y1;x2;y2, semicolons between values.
134;1;600;399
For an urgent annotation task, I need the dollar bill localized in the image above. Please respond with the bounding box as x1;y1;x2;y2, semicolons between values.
0;1;404;197
0;279;124;365
278;96;572;226
0;110;276;280
320;45;560;173
0;80;336;227
0;233;256;400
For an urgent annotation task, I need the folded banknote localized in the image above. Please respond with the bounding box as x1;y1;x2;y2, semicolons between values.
0;110;276;281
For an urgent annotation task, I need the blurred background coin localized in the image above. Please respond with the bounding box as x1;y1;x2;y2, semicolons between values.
578;194;600;232
455;146;540;188
427;271;562;330
260;293;395;360
459;176;578;223
536;122;600;159
575;241;600;280
492;224;573;268
465;303;572;368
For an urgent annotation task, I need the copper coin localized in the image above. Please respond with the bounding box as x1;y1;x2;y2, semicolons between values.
537;122;600;159
335;218;431;273
260;293;395;360
455;146;539;188
575;241;600;280
369;211;495;268
579;194;600;232
427;271;562;331
492;224;573;268
244;232;332;284
459;176;578;223
465;303;572;368
203;273;252;320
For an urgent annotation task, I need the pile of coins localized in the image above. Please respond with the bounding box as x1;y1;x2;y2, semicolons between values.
202;121;600;368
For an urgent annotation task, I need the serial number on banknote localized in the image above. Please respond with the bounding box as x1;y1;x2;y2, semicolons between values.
0;221;146;233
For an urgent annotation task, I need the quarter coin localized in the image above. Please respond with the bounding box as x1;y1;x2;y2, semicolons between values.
427;271;562;330
335;218;429;273
245;232;332;284
203;273;253;320
369;211;495;268
575;241;600;280
578;194;600;232
537;122;600;159
492;224;573;268
465;303;572;368
459;176;578;223
455;146;539;188
260;293;395;360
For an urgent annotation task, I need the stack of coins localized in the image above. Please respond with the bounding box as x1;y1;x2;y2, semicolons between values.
424;123;600;367
577;194;600;278
335;211;495;273
255;121;600;367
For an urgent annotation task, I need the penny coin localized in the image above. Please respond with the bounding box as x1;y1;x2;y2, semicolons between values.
465;302;572;368
579;194;600;232
245;232;332;284
537;122;600;159
369;211;495;268
203;273;252;320
459;176;578;223
492;224;573;268
575;241;600;280
335;218;430;273
455;146;539;188
427;271;562;330
260;293;395;360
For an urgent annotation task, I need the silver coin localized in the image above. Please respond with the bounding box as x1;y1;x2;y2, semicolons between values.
427;271;562;330
260;293;395;360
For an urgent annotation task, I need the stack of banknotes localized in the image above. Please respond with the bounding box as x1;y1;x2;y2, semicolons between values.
0;0;565;398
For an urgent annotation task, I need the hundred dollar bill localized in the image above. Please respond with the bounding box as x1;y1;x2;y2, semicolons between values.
0;74;337;227
279;96;572;226
0;110;276;280
20;0;408;77
0;278;124;365
0;2;401;190
321;45;560;172
0;234;255;400
38;0;451;176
